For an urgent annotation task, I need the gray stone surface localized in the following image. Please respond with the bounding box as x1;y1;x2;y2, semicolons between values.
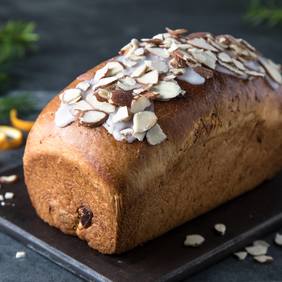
0;0;282;281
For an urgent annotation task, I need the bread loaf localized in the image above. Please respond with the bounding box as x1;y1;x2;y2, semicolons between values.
23;28;282;254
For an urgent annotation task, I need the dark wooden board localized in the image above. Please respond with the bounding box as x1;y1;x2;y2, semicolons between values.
0;166;282;282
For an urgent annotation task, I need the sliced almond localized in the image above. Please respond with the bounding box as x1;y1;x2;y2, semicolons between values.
71;100;92;114
130;96;151;113
110;89;133;107
146;59;169;73
79;110;107;127
146;47;170;58
245;245;268;256
133;84;153;95
134;47;145;56
274;233;282;246
86;94;116;113
214;223;226;235
218;61;247;78
143;91;160;100
254;255;273;264
120;128;134;137
187;37;218;52
76;81;91;91
112;106;130;123
131;64;147;78
0;175;18;184
194;66;214;79
259;57;282;84
61;89;82;104
232;59;246;71
95;88;111;102
146;123;167;145
117;77;137;91
106;61;124;76
4;192;14;199
234;251;248;260
184;234;205;247
133;111;157;133
93;65;109;82
153;80;182;100
165;27;188;37
93;72;124;90
137;70;159;84
218;52;232;63
190;49;217;69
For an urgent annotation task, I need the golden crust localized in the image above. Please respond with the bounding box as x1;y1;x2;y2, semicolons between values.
23;60;282;253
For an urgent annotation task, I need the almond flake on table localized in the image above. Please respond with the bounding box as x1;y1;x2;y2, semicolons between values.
274;233;282;246
214;223;226;235
245;244;268;256
4;192;14;200
0;175;18;184
253;240;270;248
184;234;205;247
234;251;248;261
0;195;4;201
253;255;273;264
15;251;26;259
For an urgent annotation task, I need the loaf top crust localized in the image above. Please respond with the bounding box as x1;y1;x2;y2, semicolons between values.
25;28;282;190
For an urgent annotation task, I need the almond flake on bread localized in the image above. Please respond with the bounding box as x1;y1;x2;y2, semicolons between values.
130;96;151;113
131;64;147;78
146;124;167;145
79;110;108;127
190;49;217;69
61;89;82;104
76;81;91;91
133;111;157;133
187;37;218;52
146;47;170;58
110;90;133;107
117;77;138;91
95;88;111;102
153;80;182;100
259;57;282;84
112;106;130;123
136;70;159;84
86;94;116;113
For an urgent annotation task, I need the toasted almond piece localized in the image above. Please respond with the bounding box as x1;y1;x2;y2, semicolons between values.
146;47;170;58
112;106;130;123
178;68;205;85
214;223;226;235
153;80;182;100
79;110;107;127
146;123;167;145
106;61;124;76
274;233;282;246
146;60;169;73
184;234;205;247
71;100;92;114
232;59;246;71
218;52;232;63
131;64;147;78
62;89;82;104
86;95;116;113
190;49;217;69
165;27;188;37
110;90;133;107
0;175;18;184
253;255;273;264
218;61;247;78
130;96;151;113
137;70;159;84
76;81;91;91
133;111;157;133
245;245;268;256
188;37;218;52
234;251;248;260
4;192;14;200
93;73;124;90
259;57;282;84
95;88;111;102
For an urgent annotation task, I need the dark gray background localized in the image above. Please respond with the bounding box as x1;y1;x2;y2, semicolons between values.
0;0;282;281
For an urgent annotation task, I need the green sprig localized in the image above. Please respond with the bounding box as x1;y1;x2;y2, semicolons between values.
245;0;282;27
